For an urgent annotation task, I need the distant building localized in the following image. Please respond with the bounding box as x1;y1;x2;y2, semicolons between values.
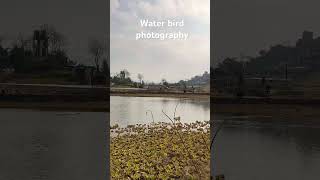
296;31;320;61
33;29;49;57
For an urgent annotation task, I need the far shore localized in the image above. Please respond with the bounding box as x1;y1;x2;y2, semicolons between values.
110;91;209;99
0;101;108;112
110;86;209;99
211;96;320;122
213;103;320;122
2;91;320;118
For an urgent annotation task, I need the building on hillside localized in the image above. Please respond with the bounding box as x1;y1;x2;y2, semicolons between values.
33;29;49;57
296;31;320;65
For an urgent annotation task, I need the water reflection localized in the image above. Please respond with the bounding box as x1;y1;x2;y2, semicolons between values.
110;96;210;127
212;115;320;180
0;109;107;180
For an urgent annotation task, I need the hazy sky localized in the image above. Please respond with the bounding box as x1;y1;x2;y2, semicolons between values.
0;0;107;65
110;0;210;83
213;0;320;67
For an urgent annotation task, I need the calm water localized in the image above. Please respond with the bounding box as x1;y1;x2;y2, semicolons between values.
0;109;107;180
110;96;210;127
212;115;320;180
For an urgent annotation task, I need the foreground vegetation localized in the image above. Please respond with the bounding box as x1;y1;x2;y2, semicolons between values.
110;121;210;179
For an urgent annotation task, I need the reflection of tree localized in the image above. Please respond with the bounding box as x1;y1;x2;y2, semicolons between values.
160;98;170;105
185;99;210;110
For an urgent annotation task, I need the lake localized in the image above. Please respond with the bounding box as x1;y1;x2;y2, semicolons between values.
212;114;320;180
0;109;107;180
110;95;320;179
110;96;210;127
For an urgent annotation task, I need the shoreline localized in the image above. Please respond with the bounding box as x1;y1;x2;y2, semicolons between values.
0;101;108;112
211;96;320;105
110;92;209;99
213;103;320;122
1;92;320;116
211;96;320;122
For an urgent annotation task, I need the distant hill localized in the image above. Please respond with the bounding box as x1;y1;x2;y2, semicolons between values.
212;31;320;97
214;31;320;80
184;71;210;86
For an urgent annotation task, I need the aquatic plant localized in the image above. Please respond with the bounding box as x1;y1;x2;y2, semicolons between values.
110;121;210;179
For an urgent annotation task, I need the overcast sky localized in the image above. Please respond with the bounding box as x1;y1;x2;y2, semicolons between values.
213;0;320;67
0;0;107;65
3;0;317;81
111;0;210;83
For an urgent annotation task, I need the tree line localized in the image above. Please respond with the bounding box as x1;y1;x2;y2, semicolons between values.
0;24;108;75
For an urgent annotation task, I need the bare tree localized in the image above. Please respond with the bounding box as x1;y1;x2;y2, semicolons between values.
16;33;31;49
50;30;66;53
0;35;4;47
137;73;143;84
88;38;105;71
119;71;125;79
41;24;67;54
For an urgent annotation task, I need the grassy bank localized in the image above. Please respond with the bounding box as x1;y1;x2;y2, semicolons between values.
110;121;210;179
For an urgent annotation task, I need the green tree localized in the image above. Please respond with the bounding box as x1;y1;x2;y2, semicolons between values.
161;78;169;87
